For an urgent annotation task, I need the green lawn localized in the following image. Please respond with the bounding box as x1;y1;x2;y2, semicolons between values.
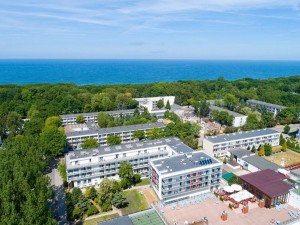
134;178;150;187
121;190;149;215
83;213;119;225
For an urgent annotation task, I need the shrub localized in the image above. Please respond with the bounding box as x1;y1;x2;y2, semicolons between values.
133;174;141;184
86;205;99;217
229;203;233;210
101;203;112;212
72;207;82;220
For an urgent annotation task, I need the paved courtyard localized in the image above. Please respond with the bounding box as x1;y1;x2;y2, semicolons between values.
157;196;299;225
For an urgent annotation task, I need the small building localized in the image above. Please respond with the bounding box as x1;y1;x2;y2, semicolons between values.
239;169;292;208
203;128;280;157
209;105;247;127
134;96;175;115
241;155;281;172
149;151;222;201
246;99;286;116
229;148;255;160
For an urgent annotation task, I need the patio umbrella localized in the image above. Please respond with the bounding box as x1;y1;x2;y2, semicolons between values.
223;185;234;193
231;184;242;192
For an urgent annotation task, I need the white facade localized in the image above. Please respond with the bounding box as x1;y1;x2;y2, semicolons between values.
246;99;286;116
66;122;166;149
134;96;175;113
203;129;280;157
65;137;192;188
60;109;135;126
209;105;247;127
232;116;247;127
289;190;300;210
150;152;222;201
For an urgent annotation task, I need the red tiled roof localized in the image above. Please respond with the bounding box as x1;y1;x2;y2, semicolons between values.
239;169;292;198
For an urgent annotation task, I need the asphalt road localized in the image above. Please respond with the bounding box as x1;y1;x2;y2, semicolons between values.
47;159;68;225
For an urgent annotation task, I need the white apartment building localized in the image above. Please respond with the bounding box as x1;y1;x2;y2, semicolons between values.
209;105;247;127
60;109;135;126
134;96;175;114
66;122;166;149
149;151;222;201
247;99;286;116
203;128;280;157
65;137;192;188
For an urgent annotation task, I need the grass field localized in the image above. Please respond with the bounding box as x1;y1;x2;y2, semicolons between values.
134;178;150;187
83;213;119;225
121;190;149;215
265;151;300;167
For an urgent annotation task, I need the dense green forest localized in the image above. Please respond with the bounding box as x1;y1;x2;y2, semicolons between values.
0;76;299;121
0;76;299;224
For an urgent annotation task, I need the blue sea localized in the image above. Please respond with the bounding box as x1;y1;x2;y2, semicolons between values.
0;59;299;85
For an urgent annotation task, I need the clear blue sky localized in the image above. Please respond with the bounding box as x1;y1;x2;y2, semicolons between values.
1;0;300;59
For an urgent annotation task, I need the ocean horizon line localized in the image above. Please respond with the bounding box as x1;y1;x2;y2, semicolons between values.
1;58;300;62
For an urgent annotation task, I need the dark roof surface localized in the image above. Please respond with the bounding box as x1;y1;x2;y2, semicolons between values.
247;99;286;109
98;216;133;225
66;122;166;137
229;148;254;158
61;109;135;119
239;169;292;197
151;151;221;175
243;155;281;171
205;128;279;144
67;137;192;160
209;105;246;117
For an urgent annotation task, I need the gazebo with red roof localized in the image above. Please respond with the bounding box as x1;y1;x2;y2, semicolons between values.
238;169;292;208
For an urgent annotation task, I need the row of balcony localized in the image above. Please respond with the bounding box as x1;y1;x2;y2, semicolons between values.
69;151;168;169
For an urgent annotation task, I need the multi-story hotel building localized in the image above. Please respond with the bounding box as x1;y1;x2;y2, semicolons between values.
246;99;286;115
149;151;222;201
209;105;247;127
60;109;135;126
134;96;175;115
66;122;166;149
203;128;280;157
65;137;192;188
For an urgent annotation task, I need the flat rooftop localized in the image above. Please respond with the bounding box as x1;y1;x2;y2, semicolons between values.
210;105;246;117
229;148;255;158
65;122;166;137
239;169;292;197
204;128;280;144
60;109;135;119
151;151;221;175
247;99;286;109
243;155;282;171
66;137;193;161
